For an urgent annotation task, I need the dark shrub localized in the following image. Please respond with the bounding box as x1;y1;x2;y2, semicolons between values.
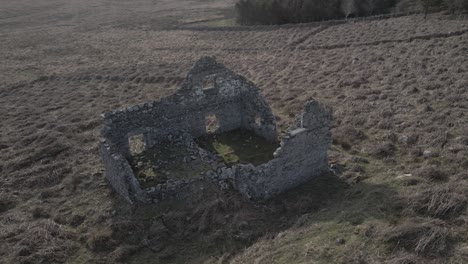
300;0;342;21
420;0;444;17
444;0;468;13
342;0;398;17
235;0;398;25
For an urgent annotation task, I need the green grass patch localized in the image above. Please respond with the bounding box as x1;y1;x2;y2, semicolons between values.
197;129;279;166
129;143;211;189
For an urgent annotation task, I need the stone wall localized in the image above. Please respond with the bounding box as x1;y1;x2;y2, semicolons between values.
99;141;145;203
206;100;332;200
101;56;277;159
99;56;331;204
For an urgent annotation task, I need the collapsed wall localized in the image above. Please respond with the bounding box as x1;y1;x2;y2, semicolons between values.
99;56;331;204
101;57;276;157
206;100;331;200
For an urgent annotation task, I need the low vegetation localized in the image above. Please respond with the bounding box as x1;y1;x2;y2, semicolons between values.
129;141;212;188
1;0;468;263
382;219;451;257
410;183;467;219
196;129;279;166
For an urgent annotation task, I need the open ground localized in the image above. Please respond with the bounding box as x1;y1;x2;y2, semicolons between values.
1;0;468;263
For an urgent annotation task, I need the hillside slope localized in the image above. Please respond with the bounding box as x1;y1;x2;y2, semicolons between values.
1;1;467;263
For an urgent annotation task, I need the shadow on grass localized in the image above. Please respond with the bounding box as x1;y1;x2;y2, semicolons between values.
104;167;403;263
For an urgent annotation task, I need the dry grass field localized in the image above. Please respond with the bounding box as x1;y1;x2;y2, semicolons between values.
1;0;468;263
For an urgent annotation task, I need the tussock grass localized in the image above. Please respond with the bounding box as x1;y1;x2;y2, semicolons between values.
410;183;467;219
8;220;78;263
371;141;397;159
382;219;451;257
1;1;468;263
416;166;448;181
86;228;116;252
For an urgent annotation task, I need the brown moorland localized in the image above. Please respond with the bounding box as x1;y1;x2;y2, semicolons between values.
1;0;468;263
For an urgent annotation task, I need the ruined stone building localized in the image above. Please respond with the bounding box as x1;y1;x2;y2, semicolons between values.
100;56;332;204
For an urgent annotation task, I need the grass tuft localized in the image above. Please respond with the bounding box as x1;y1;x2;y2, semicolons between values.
416;166;448;181
382;219;451;257
410;183;467;219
